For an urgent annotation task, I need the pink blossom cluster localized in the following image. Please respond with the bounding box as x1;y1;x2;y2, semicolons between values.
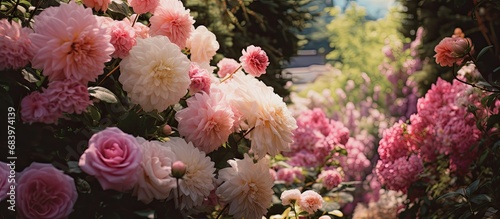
376;155;423;192
275;167;305;185
318;168;343;190
287;108;350;167
338;138;371;181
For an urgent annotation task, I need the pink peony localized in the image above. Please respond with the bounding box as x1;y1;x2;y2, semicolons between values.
176;87;235;153
82;0;111;12
186;25;219;63
280;189;301;206
20;91;61;124
298;190;324;214
318;169;343;190
239;45;269;77
216;58;240;78
434;36;472;67
149;0;194;48
0;19;33;70
30;1;114;83
43;79;92;114
17;163;78;219
188;63;212;94
79;127;142;191
129;0;160;14
0;162;9;201
109;20;137;58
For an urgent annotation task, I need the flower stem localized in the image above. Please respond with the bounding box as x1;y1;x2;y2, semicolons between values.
215;204;229;219
176;178;182;209
220;66;242;83
98;64;120;86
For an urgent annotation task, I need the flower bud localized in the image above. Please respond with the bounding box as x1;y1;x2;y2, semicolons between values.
171;161;187;179
162;124;172;136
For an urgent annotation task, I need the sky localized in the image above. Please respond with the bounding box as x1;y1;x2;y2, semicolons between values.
333;0;396;18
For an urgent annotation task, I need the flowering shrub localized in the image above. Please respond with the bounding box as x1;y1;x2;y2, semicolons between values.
0;0;322;218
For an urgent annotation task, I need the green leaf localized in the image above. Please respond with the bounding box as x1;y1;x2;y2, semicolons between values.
67;161;82;173
476;45;494;61
494;66;500;73
107;1;130;17
469;194;492;205
437;191;464;200
88;86;118;103
466;180;480;196
486;114;500;131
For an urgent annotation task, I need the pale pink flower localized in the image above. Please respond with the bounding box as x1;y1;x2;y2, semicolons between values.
0;19;33;70
216;154;274;219
150;0;194;48
79;127;142;191
239;45;269;77
17;163;78;219
119;36;190;112
188;63;211;94
175;87;234;153
129;0;160;14
280;189;301;206
30;1;114;83
434;36;472;67
82;0;111;12
0;162;9;201
110;20;136;58
318;169;343;190
186;25;219;63
298;190;324;214
128;15;150;39
133;138;176;204
43;79;91;114
216;58;240;78
20;91;61;124
167;137;216;209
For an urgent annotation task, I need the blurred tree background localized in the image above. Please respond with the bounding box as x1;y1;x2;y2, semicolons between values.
183;0;317;98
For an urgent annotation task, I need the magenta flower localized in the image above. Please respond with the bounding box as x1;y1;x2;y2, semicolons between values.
239;45;269;77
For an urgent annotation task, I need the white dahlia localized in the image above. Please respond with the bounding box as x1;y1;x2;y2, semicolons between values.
119;36;190;112
220;72;297;159
216;154;274;219
166;137;216;210
133;138;176;204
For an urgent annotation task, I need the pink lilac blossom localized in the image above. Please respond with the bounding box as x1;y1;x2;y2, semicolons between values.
377;121;411;162
376;155;423;193
216;58;240;78
129;0;160;14
188;63;211;94
109;20;137;58
298;190;324;214
287;150;320;168
0;19;33;70
339;138;371;181
0;162;9;201
43;79;91;114
175;86;235;153
79;127;142;191
318;169;343;190
17;163;78;219
20;91;61;124
239;45;269;77
30;1;114;83
82;0;110;12
149;0;194;48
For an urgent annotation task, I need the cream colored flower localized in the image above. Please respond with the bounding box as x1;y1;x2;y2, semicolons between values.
166;137;216;210
220;72;297;159
186;25;219;63
133;138;176;204
216;154;274;219
119;36;190;112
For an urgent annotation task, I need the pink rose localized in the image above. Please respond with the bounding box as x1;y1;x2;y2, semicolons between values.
239;45;269;77
0;162;10;201
17;163;78;219
79;127;142;191
298;190;324;214
280;189;301;206
82;0;111;12
216;58;240;78
434;36;472;67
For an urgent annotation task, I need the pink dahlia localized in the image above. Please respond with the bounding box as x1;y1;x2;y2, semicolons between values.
43;79;91;114
82;0;111;12
20;91;61;124
0;19;33;70
109;20;137;58
129;0;160;14
149;0;195;48
239;45;269;77
175;87;235;153
188;63;211;94
30;1;114;83
216;58;240;78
